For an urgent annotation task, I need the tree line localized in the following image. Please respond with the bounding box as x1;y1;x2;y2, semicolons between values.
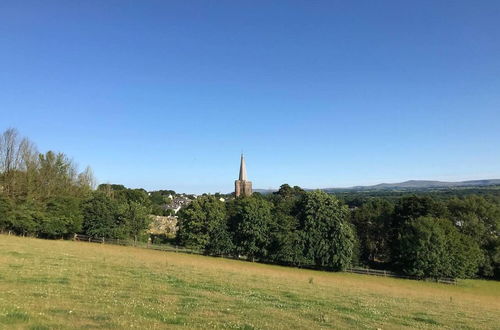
177;184;499;280
350;193;499;279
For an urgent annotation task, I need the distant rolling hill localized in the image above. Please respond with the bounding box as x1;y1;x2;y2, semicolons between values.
255;179;500;194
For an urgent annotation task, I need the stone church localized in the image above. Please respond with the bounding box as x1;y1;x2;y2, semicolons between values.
235;154;252;197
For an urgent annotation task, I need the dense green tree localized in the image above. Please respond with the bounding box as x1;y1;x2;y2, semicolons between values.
393;195;448;226
177;195;232;254
205;219;234;256
268;212;303;265
98;184;127;192
9;201;44;236
447;196;500;278
0;193;13;232
120;200;151;243
398;217;482;279
82;192;120;238
228;196;273;261
391;195;448;263
351;198;394;264
299;190;355;270
115;189;152;243
39;196;83;238
149;191;170;206
267;184;306;265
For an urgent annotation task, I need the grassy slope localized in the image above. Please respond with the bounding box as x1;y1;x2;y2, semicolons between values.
0;235;499;329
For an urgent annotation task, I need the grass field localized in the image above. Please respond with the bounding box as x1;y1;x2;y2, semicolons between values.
1;235;499;329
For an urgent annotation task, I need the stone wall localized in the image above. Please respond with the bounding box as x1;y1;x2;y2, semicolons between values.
148;215;178;237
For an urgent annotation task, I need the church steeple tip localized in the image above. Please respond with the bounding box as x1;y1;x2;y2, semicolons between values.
239;154;248;181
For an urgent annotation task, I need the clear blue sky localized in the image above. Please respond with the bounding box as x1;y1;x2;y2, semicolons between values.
1;1;499;193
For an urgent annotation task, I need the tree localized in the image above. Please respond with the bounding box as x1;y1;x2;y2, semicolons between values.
228;196;273;261
8;201;43;236
447;196;500;278
0;128;37;198
398;217;482;279
0;193;13;232
267;212;303;265
351;198;394;265
391;195;448;263
82;192;119;238
177;195;231;254
393;195;448;227
120;200;151;243
36;151;77;199
299;190;355;270
267;184;306;265
115;189;152;243
40;196;83;238
205;218;234;256
78;166;96;191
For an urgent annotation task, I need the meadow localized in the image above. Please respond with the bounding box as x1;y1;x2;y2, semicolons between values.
0;235;499;329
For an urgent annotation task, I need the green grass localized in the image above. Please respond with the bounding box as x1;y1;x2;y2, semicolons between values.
0;235;499;329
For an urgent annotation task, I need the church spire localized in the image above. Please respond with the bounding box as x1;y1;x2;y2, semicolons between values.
235;154;252;197
239;154;248;181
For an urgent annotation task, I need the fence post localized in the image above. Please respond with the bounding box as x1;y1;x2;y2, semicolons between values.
102;237;105;244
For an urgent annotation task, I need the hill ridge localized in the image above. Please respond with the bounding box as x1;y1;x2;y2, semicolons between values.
254;179;500;194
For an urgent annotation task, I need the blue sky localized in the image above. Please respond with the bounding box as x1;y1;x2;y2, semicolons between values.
1;1;499;193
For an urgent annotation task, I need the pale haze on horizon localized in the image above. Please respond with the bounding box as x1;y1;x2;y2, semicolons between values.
1;1;499;194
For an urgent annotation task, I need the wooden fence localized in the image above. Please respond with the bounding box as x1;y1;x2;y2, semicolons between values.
73;234;200;255
72;234;457;284
346;267;457;284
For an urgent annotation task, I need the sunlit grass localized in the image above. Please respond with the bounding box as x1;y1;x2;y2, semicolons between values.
1;234;499;329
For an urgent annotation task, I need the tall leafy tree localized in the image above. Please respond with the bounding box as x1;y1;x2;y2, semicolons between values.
391;195;448;263
351;198;394;265
9;201;44;236
205;218;234;256
228;196;273;261
177;195;232;254
0;193;13;232
447;196;500;278
82;191;120;238
39;196;83;238
267;184;305;265
299;190;355;270
116;189;152;243
398;216;482;279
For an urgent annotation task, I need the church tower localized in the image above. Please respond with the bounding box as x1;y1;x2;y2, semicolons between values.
235;154;252;197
